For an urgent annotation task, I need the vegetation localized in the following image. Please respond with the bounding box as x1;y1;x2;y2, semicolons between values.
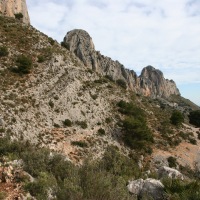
14;13;23;20
167;156;177;168
12;55;32;74
117;100;153;153
163;178;200;200
0;46;9;57
116;79;127;89
188;110;200;127
63;119;72;127
170;110;184;126
97;128;105;136
76;121;88;129
71;141;88;148
0;138;139;200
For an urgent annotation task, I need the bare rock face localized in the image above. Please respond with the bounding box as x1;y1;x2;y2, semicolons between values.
0;0;30;24
158;166;184;180
63;29;180;98
139;66;180;98
128;178;167;200
63;29;138;91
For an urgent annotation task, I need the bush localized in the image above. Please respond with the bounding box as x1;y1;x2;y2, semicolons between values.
122;117;153;150
24;172;56;200
167;156;177;168
188;110;200;127
0;46;9;57
116;79;127;89
71;141;88;148
76;121;87;129
14;13;23;20
37;55;46;63
13;55;32;74
97;128;105;136
63;119;72;127
170;110;184;126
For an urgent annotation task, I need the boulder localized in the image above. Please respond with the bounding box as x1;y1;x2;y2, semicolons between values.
128;178;166;200
158;166;184;180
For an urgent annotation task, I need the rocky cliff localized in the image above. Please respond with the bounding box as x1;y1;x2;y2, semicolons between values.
63;29;180;98
0;0;30;24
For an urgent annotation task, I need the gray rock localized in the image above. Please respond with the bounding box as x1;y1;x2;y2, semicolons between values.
63;30;180;98
128;178;166;200
158;166;184;180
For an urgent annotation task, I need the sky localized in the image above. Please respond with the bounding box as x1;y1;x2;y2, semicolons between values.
26;0;200;106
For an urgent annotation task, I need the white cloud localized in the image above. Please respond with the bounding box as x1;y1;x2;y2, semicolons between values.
26;0;200;105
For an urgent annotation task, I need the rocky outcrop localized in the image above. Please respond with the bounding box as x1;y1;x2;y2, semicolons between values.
139;66;180;98
158;166;184;180
63;29;180;98
128;178;167;200
0;0;30;24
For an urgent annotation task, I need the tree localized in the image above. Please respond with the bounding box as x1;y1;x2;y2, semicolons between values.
188;110;200;127
170;110;184;126
0;46;9;57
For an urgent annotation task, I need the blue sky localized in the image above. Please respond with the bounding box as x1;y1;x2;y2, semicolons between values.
26;0;200;106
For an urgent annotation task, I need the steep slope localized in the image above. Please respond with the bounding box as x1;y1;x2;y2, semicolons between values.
63;29;180;98
0;0;30;24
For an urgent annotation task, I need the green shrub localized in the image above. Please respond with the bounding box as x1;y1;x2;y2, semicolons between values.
71;141;88;148
24;172;56;200
97;128;105;136
14;13;23;20
63;119;72;127
170;110;184;126
48;37;55;45
116;79;127;89
76;121;87;129
0;46;9;57
0;192;7;200
188;138;197;145
37;55;46;63
13;55;32;74
188;110;200;127
167;156;177;168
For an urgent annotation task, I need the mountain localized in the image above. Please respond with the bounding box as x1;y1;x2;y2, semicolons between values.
63;29;180;98
0;0;30;24
0;10;200;200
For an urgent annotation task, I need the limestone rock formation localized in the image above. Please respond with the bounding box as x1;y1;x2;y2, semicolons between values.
128;178;166;200
0;0;30;24
139;66;180;98
158;166;184;180
63;29;180;98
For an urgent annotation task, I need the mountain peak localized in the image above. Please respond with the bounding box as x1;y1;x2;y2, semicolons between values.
0;0;30;24
63;29;180;98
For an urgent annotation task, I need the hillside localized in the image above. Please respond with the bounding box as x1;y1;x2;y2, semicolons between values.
0;15;200;200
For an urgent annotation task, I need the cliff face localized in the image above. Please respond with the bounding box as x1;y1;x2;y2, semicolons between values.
63;29;180;98
0;0;30;24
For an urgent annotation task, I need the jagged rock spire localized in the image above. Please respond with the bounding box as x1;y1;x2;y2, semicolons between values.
0;0;30;24
63;29;180;98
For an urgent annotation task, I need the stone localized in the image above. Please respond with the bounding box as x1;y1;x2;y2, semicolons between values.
63;30;180;98
0;0;30;24
128;178;166;200
158;166;184;180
